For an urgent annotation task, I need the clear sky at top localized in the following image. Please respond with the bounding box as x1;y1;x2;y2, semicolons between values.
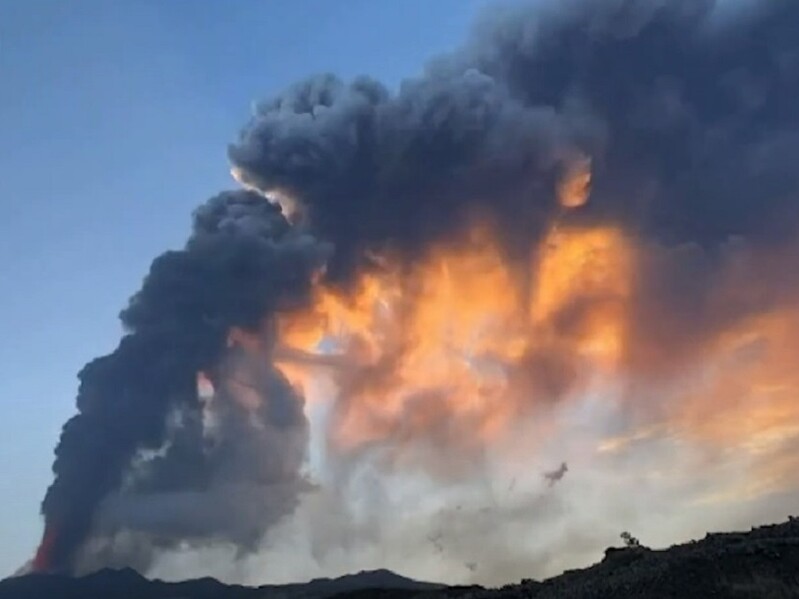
0;0;492;575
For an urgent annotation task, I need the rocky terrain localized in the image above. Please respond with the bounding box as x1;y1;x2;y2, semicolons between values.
469;517;799;599
2;518;797;599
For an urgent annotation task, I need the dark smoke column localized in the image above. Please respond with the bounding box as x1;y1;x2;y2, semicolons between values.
35;190;328;573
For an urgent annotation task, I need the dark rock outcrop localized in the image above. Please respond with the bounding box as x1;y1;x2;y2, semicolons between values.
472;518;799;599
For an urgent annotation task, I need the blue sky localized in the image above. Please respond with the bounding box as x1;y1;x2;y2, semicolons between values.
0;0;491;575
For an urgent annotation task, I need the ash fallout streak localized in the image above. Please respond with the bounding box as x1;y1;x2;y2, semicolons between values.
30;0;799;579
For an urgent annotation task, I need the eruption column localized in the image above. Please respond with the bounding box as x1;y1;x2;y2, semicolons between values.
30;0;799;579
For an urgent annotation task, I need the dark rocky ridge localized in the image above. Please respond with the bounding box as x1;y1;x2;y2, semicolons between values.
0;568;443;599
469;517;799;599
2;518;798;599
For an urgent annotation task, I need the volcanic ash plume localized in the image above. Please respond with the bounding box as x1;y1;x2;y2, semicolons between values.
33;0;799;583
34;192;328;573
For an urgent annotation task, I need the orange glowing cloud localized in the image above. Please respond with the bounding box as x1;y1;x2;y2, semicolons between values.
275;217;636;465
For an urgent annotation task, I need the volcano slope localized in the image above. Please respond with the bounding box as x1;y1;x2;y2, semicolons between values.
2;517;797;599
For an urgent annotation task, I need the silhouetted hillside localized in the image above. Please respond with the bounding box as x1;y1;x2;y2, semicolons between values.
2;518;797;599
0;568;443;599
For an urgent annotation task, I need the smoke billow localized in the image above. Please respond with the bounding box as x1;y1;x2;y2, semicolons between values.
33;0;799;583
37;191;328;572
231;0;799;269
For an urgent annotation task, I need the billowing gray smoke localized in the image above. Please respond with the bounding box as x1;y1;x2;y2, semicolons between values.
37;0;799;575
230;0;799;279
37;192;328;572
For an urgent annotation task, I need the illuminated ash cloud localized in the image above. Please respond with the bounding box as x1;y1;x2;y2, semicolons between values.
230;0;799;461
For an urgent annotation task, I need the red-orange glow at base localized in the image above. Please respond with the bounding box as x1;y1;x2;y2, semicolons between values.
32;526;57;573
